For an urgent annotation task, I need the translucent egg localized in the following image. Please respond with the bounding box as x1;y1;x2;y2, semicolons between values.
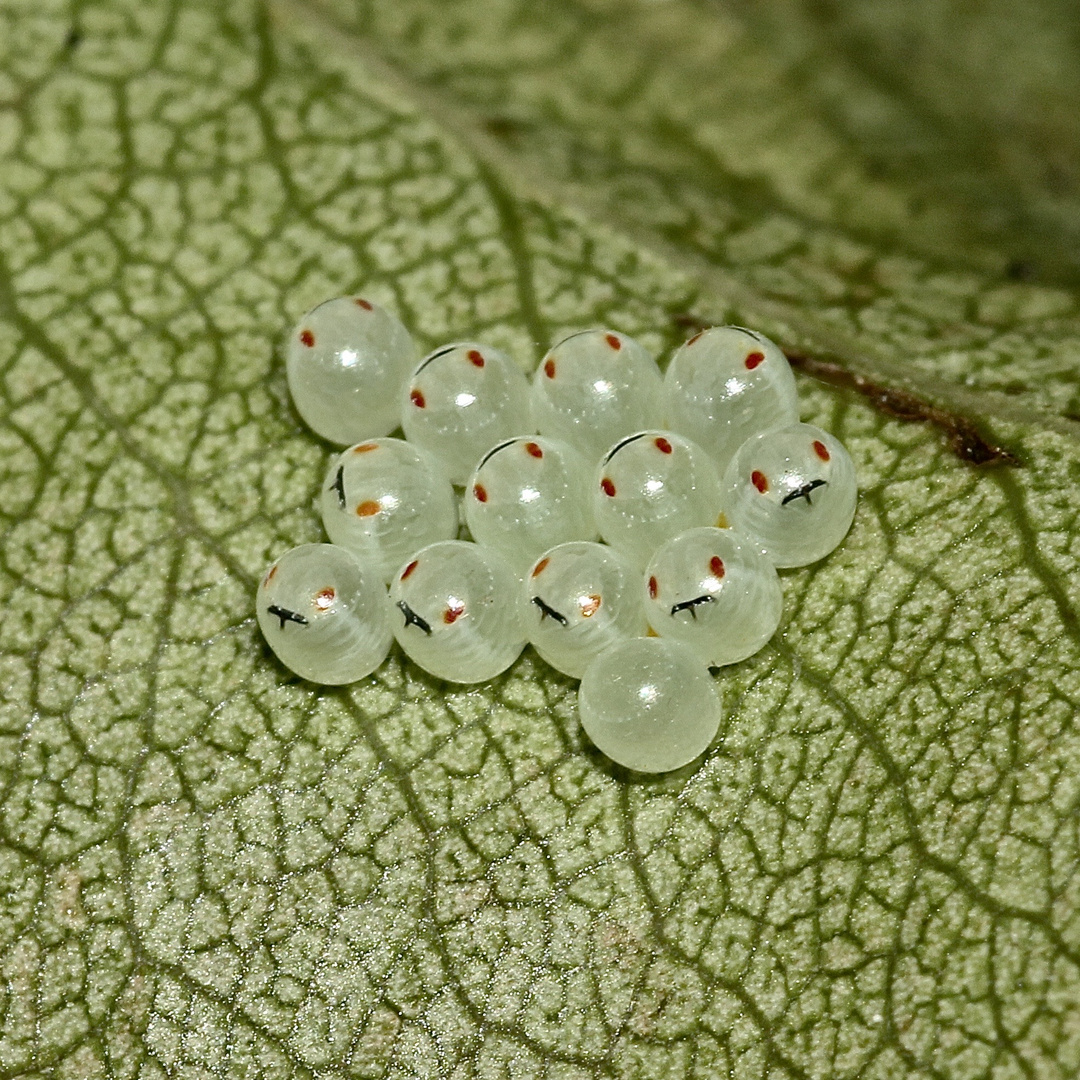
644;527;782;666
593;430;722;569
531;329;664;462
256;544;392;684
401;342;532;484
286;295;416;444
721;423;857;567
465;436;597;577
388;540;528;683
320;438;458;583
578;638;722;773
663;326;799;470
525;541;648;678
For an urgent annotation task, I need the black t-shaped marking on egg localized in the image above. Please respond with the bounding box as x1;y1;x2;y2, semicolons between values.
603;430;651;464
397;600;432;635
477;438;519;469
728;325;767;345
551;328;600;351
268;605;308;629
531;595;569;626
781;478;828;506
414;344;461;374
670;595;714;619
329;465;346;509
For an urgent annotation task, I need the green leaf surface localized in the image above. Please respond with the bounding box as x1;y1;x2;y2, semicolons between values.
2;0;1080;1077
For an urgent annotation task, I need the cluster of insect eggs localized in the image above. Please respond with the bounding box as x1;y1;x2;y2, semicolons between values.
258;296;857;772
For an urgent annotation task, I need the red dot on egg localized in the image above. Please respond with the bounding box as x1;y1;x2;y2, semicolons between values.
525;442;543;458
355;298;373;310
709;556;725;579
605;333;622;351
648;576;658;599
813;440;831;462
687;331;704;346
532;557;550;577
544;358;556;378
473;484;488;503
356;500;381;517
751;470;769;493
410;388;425;408
745;352;765;370
468;349;485;368
444;601;465;624
299;329;314;347
353;442;378;453
401;560;418;580
654;436;672;454
601;477;616;497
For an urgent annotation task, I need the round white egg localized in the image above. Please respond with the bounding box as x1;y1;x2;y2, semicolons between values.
578;638;722;773
388;540;528;683
721;423;857;567
465;436;597;577
524;541;648;678
644;527;782;666
531;329;663;463
320;438;458;583
401;342;532;485
286;295;416;444
664;326;799;471
256;543;392;684
593;430;722;569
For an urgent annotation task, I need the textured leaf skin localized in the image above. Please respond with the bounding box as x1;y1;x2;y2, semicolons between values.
2;1;1080;1078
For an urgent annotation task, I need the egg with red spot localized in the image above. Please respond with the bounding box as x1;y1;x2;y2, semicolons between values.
256;544;392;684
721;423;857;567
401;342;532;484
286;296;416;444
320;438;457;582
643;527;782;666
465;436;596;576
531;329;663;462
388;540;528;683
663;326;798;471
524;541;647;677
592;430;722;569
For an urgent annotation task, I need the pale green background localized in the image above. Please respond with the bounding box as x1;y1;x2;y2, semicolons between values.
2;0;1080;1077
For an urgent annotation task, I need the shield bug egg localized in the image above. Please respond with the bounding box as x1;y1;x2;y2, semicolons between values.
388;540;528;683
525;541;648;678
593;430;722;569
286;295;416;444
663;326;799;471
465;436;597;577
256;543;392;684
578;637;722;773
402;342;532;485
531;329;664;463
643;527;782;666
721;423;857;567
320;438;458;583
